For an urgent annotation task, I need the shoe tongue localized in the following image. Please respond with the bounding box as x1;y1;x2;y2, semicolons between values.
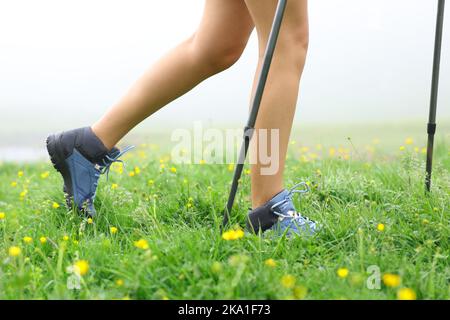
107;147;120;157
103;147;121;165
268;189;295;215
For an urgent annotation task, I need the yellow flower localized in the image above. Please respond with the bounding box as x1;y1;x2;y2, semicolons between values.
185;197;194;208
148;179;154;186
73;260;90;276
244;169;251;175
52;202;60;209
281;275;296;289
228;254;249;267
110;226;118;234
87;218;93;224
293;285;308;300
349;273;365;286
222;229;245;241
227;164;234;172
134;166;141;175
199;159;206;165
337;268;349;279
0;212;5;220
211;261;223;274
112;162;124;174
111;183;118;190
10;181;17;187
301;146;310;153
329;147;336;157
134;239;149;250
405;137;414;145
8;246;21;257
20;189;28;198
235;229;245;239
18;170;24;177
115;279;124;287
377;223;385;232
170;167;177;173
23;236;33;244
399;146;406;151
397;288;417;300
382;273;401;288
221;231;232;240
40;171;50;179
63;235;69;241
264;258;277;268
40;237;47;244
129;171;135;177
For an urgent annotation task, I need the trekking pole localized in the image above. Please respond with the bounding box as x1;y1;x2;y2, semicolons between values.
426;0;445;192
222;0;288;228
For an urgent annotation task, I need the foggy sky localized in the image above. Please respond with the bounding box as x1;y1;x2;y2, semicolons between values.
0;0;449;132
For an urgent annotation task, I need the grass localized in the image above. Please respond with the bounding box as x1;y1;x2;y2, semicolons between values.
0;130;449;300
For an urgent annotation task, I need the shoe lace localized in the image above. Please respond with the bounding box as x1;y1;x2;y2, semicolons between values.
270;182;311;223
91;145;135;198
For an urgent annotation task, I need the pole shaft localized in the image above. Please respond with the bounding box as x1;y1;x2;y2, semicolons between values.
222;0;288;227
247;0;288;128
426;0;445;192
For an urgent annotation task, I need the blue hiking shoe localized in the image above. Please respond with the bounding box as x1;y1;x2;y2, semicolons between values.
46;127;133;216
247;182;318;237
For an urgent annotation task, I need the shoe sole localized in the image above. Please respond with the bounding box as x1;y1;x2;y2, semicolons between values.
46;134;74;208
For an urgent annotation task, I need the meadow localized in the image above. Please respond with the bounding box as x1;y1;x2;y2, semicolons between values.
0;124;449;300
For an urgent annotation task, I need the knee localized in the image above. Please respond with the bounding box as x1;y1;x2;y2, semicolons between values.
272;25;309;70
190;35;247;75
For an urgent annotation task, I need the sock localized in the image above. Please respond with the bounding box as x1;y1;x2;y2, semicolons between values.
60;127;110;163
266;189;295;215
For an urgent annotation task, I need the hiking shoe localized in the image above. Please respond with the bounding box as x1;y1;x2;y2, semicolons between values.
247;182;318;236
46;127;133;216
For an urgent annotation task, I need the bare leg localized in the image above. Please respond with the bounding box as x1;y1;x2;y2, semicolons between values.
244;0;309;208
92;0;254;149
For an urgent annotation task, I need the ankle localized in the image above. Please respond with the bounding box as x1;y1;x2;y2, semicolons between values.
252;188;285;209
91;124;115;150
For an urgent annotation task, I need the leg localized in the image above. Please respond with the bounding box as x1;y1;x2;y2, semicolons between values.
92;0;254;149
245;0;309;208
46;1;253;216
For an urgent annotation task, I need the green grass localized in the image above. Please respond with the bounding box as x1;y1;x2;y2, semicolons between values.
0;133;449;300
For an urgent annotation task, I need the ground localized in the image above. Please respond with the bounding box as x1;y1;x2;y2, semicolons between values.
0;124;449;300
